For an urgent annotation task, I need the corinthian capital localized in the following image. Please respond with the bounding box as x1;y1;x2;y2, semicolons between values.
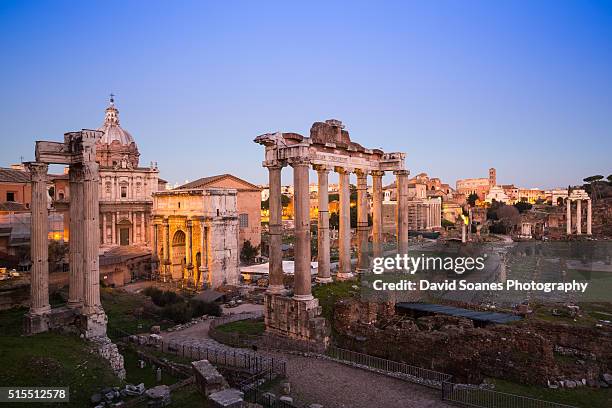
27;162;48;182
288;156;310;167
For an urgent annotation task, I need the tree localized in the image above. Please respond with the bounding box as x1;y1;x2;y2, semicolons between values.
608;174;612;186
583;175;604;202
496;205;520;234
514;201;532;213
467;193;479;207
281;194;291;207
240;239;259;265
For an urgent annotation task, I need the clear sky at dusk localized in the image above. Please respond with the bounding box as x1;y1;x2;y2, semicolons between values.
0;1;610;188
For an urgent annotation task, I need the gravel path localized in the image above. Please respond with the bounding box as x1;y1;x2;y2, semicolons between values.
268;352;451;408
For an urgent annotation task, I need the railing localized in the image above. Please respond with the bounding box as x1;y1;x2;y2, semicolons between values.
240;370;298;408
327;347;453;389
441;382;578;408
122;332;286;377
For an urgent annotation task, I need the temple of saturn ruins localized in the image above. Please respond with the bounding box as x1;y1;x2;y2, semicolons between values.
254;119;408;349
25;130;109;339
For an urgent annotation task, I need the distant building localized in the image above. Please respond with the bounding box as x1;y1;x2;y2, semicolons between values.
456;167;496;201
485;185;510;204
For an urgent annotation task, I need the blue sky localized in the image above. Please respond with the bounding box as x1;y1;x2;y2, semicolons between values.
0;1;610;188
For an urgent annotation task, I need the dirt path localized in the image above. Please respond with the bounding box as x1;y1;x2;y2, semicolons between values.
274;352;451;408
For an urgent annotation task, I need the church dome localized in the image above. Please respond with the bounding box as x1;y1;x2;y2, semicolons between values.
96;95;140;168
97;96;136;146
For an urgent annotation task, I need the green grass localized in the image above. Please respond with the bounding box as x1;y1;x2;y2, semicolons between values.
490;378;612;408
215;318;265;335
122;347;181;388
0;290;192;408
101;287;171;337
312;278;359;322
0;308;120;407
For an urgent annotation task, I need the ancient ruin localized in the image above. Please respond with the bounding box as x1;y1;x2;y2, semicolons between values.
566;188;592;236
254;119;408;348
23;129;125;376
151;188;240;289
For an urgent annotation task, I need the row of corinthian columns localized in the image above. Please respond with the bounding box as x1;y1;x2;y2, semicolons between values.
28;160;103;317
264;159;409;301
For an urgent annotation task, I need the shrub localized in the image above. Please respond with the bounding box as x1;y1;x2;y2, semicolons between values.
190;300;222;317
161;302;192;323
144;287;182;307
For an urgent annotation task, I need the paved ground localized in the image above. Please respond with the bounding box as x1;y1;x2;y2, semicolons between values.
266;351;451;408
157;301;448;408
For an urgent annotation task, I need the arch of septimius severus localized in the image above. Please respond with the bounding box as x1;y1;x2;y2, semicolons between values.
254;119;408;349
25;130;108;339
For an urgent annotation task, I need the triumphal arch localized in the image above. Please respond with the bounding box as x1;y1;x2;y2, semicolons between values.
254;119;408;349
25;129;108;339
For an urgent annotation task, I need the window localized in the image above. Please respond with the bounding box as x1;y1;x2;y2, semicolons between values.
239;213;249;228
121;186;127;198
6;192;15;202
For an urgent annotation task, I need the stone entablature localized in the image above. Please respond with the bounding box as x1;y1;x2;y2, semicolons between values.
152;188;239;289
255;119;409;350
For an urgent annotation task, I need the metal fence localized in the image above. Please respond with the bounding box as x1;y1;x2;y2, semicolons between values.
328;347;453;389
240;370;298;408
441;382;578;408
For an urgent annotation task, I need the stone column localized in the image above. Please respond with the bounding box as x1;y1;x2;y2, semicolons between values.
68;164;83;308
186;219;194;285
265;162;286;294
28;162;50;316
566;199;572;235
314;165;332;283
336;166;353;279
587;199;592;235
371;171;384;258
162;218;170;282
356;169;369;273
82;161;103;316
101;213;107;244
152;223;159;258
291;157;313;300
576;200;582;235
141;212;146;244
111;212;116;244
199;220;209;288
395;170;409;254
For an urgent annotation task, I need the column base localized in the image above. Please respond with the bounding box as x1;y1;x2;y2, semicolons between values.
23;312;49;336
266;284;288;295
336;272;355;280
315;276;333;284
293;294;314;301
79;310;108;339
66;300;83;309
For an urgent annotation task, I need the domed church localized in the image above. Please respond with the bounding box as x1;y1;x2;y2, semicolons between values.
96;96;166;247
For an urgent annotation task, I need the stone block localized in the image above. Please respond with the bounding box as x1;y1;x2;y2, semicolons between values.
23;312;49;335
208;388;244;408
192;359;228;396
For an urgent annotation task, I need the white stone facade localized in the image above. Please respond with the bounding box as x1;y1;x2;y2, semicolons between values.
151;188;240;289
